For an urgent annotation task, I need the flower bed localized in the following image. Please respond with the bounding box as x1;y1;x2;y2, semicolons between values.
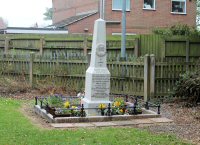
35;94;158;118
36;94;86;118
98;97;142;116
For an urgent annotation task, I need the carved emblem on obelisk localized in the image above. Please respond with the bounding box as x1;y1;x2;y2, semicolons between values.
96;43;106;57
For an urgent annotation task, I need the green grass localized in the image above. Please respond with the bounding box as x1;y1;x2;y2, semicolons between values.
0;98;190;145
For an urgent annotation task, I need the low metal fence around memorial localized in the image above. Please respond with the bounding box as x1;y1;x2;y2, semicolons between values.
35;94;161;118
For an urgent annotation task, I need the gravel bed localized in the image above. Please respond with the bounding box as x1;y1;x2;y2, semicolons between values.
143;103;200;145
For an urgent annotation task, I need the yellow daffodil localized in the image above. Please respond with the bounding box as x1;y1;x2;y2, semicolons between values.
114;101;121;107
71;106;77;109
120;109;124;113
99;103;106;109
64;101;70;108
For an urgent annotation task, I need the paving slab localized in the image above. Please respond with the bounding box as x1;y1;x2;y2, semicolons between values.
50;118;173;128
51;123;74;128
133;119;154;124
73;123;95;128
149;117;173;123
92;122;117;127
112;120;139;126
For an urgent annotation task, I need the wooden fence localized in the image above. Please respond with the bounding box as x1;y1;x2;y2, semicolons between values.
1;34;200;61
0;53;199;100
0;34;137;62
0;34;200;100
140;35;200;60
140;35;162;57
0;53;144;96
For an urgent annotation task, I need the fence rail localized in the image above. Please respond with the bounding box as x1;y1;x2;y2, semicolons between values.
1;34;200;58
0;34;200;100
0;53;199;100
154;61;200;97
0;36;136;61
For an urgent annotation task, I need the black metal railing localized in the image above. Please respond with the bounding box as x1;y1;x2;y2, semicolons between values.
145;101;160;114
35;95;161;118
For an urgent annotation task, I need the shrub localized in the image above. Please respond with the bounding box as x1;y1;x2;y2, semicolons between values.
46;95;63;108
174;70;200;104
153;24;200;37
170;24;191;36
152;28;172;36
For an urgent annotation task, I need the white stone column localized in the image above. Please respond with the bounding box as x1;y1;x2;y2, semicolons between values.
82;18;111;116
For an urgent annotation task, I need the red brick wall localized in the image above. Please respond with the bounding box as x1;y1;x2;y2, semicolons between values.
53;0;196;34
105;0;196;34
52;0;98;24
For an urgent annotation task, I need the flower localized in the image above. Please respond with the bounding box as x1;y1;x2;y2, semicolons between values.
120;109;124;113
71;106;78;109
114;101;121;107
98;103;106;109
112;98;126;115
64;101;70;108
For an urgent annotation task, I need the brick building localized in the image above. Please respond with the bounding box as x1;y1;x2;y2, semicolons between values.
52;0;196;34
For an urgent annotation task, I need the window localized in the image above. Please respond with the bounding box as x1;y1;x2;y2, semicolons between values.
112;0;131;11
171;0;186;14
143;0;155;10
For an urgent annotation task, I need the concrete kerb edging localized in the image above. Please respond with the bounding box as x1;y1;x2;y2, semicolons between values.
34;105;161;123
34;105;54;123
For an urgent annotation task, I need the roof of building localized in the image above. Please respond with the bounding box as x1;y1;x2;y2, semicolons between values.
51;11;98;28
0;27;68;34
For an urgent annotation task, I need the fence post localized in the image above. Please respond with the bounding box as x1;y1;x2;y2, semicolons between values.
161;39;166;61
186;40;190;63
4;37;9;54
134;38;139;57
29;52;35;88
83;35;88;56
87;52;91;67
150;54;155;99
39;37;44;56
144;54;150;102
186;40;190;71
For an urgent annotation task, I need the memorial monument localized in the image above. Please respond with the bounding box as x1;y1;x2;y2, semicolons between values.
81;17;111;116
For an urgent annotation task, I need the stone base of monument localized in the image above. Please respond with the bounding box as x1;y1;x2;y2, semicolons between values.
34;105;161;123
81;98;111;116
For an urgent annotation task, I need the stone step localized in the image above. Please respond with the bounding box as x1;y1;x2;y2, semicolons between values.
51;117;173;128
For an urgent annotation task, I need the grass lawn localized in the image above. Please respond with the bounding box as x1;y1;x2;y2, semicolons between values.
0;98;190;145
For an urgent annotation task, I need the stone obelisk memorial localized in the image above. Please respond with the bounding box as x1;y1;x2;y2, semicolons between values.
82;11;111;116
